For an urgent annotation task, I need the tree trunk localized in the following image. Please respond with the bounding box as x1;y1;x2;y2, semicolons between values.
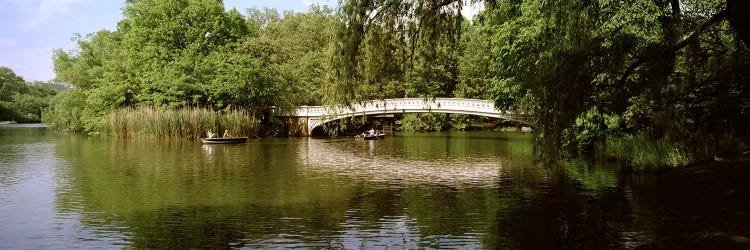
727;0;750;46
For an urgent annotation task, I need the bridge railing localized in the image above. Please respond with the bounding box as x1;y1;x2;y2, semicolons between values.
293;98;513;118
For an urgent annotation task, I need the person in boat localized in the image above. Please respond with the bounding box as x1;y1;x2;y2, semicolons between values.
207;130;215;138
369;128;375;136
223;130;230;138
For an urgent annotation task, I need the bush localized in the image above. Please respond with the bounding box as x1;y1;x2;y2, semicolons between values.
42;90;88;132
564;107;624;153
559;159;619;192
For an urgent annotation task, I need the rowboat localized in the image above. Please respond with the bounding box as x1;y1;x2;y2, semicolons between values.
362;133;386;140
200;137;248;144
0;121;17;125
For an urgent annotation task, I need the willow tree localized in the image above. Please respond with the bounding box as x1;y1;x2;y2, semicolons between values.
334;0;750;160
331;0;465;104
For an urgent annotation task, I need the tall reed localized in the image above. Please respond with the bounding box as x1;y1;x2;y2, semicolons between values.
108;107;259;140
605;136;692;170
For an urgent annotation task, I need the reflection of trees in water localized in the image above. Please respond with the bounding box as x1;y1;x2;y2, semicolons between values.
0;127;53;187
48;134;654;249
491;174;647;249
51;138;362;248
40;132;746;248
482;160;667;249
0;142;55;187
51;137;484;248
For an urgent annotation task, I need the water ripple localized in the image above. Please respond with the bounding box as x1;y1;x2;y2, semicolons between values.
299;139;505;188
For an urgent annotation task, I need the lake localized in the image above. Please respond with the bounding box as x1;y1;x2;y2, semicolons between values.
0;125;746;249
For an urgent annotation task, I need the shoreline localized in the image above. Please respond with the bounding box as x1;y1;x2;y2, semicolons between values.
641;151;750;249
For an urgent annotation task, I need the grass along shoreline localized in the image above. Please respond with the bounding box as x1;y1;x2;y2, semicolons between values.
107;107;259;140
605;136;692;171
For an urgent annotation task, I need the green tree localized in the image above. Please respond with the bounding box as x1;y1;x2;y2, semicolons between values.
47;2;341;133
0;66;57;122
332;0;465;103
335;0;749;161
247;5;338;106
455;21;491;99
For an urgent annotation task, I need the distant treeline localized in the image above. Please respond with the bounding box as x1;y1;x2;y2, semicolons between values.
0;67;65;123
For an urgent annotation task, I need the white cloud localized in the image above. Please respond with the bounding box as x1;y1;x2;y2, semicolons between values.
21;0;84;30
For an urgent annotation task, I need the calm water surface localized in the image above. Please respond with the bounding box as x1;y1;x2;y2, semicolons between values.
0;125;717;249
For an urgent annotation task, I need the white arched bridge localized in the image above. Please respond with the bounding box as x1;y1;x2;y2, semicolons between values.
284;98;533;136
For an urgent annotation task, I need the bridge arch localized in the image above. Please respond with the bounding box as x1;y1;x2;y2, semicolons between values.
290;98;533;136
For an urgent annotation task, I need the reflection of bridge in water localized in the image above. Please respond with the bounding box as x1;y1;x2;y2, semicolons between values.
298;138;505;187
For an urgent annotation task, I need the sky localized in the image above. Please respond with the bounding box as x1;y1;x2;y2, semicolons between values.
0;0;480;82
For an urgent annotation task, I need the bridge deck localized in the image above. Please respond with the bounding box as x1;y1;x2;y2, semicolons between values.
285;98;532;135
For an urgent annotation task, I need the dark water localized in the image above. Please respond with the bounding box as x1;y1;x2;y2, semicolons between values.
0;125;745;249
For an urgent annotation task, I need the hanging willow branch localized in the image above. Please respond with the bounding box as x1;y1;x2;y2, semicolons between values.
616;8;729;88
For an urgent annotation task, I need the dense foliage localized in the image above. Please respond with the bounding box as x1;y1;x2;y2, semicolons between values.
0;67;59;122
333;0;750;162
44;0;748;164
45;0;485;134
46;1;337;132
